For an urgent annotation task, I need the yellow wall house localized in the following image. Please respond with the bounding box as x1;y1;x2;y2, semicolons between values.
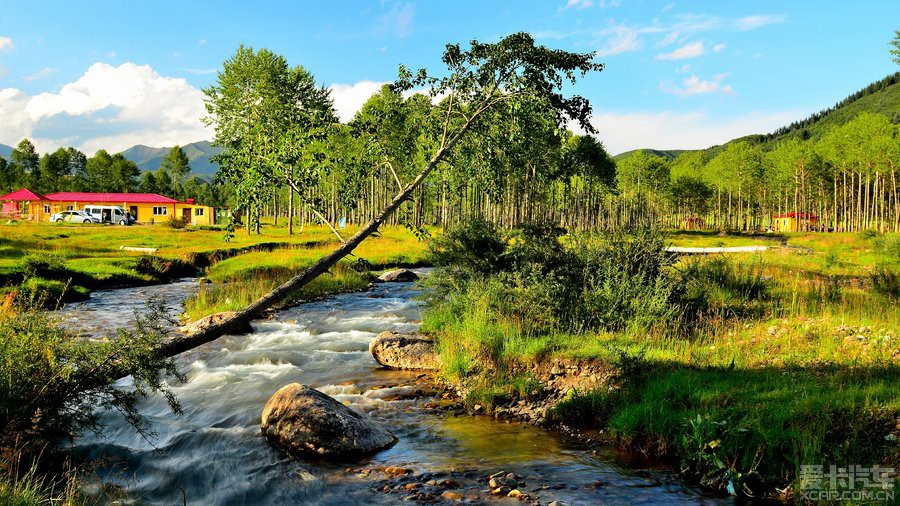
0;189;216;225
773;212;818;232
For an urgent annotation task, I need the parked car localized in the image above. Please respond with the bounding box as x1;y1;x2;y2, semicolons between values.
82;205;135;225
50;210;100;224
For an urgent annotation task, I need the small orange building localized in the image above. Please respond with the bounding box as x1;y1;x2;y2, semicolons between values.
0;188;49;221
772;212;818;232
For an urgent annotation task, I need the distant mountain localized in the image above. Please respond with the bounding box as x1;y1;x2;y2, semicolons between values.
0;143;12;160
617;71;900;162
119;140;220;178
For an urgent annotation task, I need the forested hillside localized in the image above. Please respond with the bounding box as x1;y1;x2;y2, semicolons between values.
757;71;900;142
610;72;900;233
613;148;685;161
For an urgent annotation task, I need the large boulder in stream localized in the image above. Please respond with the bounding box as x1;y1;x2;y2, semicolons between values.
261;383;397;458
377;269;420;283
178;311;253;335
369;331;438;371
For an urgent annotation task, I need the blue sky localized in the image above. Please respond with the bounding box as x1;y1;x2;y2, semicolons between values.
0;0;897;155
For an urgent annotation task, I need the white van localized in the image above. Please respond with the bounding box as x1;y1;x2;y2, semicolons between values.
82;205;135;225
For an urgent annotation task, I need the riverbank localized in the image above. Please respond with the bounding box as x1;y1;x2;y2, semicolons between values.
0;221;430;310
418;225;900;500
427;350;898;501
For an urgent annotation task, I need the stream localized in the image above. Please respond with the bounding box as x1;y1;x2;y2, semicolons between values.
65;277;731;505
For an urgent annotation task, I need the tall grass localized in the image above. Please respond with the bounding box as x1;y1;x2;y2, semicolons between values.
1;451;83;506
422;221;900;497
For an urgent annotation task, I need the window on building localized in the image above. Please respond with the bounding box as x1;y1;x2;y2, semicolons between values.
65;205;73;211
43;205;50;213
195;208;204;216
153;206;168;216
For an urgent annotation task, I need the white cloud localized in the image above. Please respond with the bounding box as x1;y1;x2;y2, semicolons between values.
197;38;208;46
595;24;642;57
655;41;704;60
735;14;786;31
713;43;726;52
0;62;211;154
328;80;390;123
0;37;12;52
552;13;783;56
678;63;691;72
583;110;800;155
375;2;415;37
656;30;680;48
22;67;56;82
563;0;592;9
661;73;733;97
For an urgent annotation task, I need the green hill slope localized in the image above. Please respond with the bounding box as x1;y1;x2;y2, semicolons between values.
757;71;900;143
618;71;900;163
613;148;686;162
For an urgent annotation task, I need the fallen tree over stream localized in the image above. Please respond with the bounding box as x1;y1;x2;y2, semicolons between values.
155;32;604;360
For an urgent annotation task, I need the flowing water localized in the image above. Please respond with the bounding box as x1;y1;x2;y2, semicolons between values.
67;278;731;505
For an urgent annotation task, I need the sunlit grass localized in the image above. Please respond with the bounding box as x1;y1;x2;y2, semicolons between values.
0;221;433;308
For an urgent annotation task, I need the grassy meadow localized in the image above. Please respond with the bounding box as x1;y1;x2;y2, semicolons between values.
422;225;900;498
0;220;430;314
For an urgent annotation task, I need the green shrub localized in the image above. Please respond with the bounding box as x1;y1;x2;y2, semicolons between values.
166;216;189;229
874;233;900;258
681;256;770;317
426;223;684;335
0;299;183;454
429;218;511;276
18;253;67;278
871;265;900;299
569;230;681;332
18;278;73;307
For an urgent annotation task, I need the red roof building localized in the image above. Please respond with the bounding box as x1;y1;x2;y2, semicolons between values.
43;192;180;204
772;211;819;232
0;188;216;225
0;188;47;201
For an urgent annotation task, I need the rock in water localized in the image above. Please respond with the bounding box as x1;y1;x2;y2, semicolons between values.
178;311;253;335
377;269;420;282
260;383;397;458
369;331;438;370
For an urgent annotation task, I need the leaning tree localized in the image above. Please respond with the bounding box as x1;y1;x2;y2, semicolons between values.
161;32;604;355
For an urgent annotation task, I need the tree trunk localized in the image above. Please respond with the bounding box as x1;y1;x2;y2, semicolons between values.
288;187;294;235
